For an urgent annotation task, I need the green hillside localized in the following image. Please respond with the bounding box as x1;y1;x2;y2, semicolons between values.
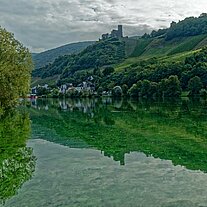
33;41;95;69
32;38;125;86
130;34;207;58
31;14;207;97
116;34;207;71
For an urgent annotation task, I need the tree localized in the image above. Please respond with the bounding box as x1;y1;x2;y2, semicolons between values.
103;66;115;76
140;80;151;97
0;111;36;204
200;89;207;98
112;86;123;97
122;84;129;96
0;27;33;108
165;75;181;97
188;76;203;96
97;87;103;96
128;81;142;97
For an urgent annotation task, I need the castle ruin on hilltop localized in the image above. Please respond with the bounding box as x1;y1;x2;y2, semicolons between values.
101;25;124;40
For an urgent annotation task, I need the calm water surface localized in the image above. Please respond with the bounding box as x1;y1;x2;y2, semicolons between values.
1;98;207;207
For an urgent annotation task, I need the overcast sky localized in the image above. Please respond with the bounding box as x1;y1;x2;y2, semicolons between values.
0;0;206;52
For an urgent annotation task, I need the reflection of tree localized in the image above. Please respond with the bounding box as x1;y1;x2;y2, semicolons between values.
29;98;207;171
0;111;36;205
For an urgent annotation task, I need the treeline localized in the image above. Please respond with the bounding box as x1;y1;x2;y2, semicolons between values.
36;47;207;98
32;38;125;81
142;13;207;40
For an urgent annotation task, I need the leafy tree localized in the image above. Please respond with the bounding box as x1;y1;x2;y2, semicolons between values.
103;66;115;76
164;75;181;97
200;89;207;97
36;87;50;96
149;82;158;97
165;15;207;40
50;88;60;98
188;76;203;96
128;81;142;97
97;87;103;96
0;27;33;108
140;80;151;97
0;111;36;204
112;86;123;97
158;79;168;97
122;84;129;96
180;72;191;90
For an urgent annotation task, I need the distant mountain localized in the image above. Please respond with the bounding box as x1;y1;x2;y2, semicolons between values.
32;41;95;69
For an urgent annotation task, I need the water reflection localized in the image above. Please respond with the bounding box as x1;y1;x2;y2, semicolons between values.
29;98;207;171
0;111;36;205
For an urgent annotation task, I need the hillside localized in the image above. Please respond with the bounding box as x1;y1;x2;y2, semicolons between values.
32;41;95;69
32;34;207;87
116;34;207;71
31;14;207;97
32;38;125;86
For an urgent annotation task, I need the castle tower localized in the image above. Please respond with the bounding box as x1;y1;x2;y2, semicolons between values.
118;25;123;38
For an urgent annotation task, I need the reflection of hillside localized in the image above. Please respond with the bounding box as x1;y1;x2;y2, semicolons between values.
29;98;207;172
0;111;36;205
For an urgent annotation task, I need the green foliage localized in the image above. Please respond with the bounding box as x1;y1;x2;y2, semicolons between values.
128;84;138;97
167;35;207;55
29;98;207;171
33;41;95;69
36;87;50;96
188;76;203;96
103;66;115;76
112;86;123;97
50;88;60;98
122;84;129;96
162;75;181;97
166;15;207;41
0;111;36;204
130;39;153;57
200;89;207;97
143;14;207;41
97;87;104;96
33;39;125;83
0;27;33;108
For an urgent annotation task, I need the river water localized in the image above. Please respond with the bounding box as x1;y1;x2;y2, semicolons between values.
1;98;207;207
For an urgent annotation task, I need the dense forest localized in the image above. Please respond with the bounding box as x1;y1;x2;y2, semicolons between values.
32;38;125;82
97;47;207;97
143;13;207;40
33;41;95;69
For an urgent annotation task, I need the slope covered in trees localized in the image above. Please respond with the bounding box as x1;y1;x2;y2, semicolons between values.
143;13;207;40
32;38;125;85
33;41;95;69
